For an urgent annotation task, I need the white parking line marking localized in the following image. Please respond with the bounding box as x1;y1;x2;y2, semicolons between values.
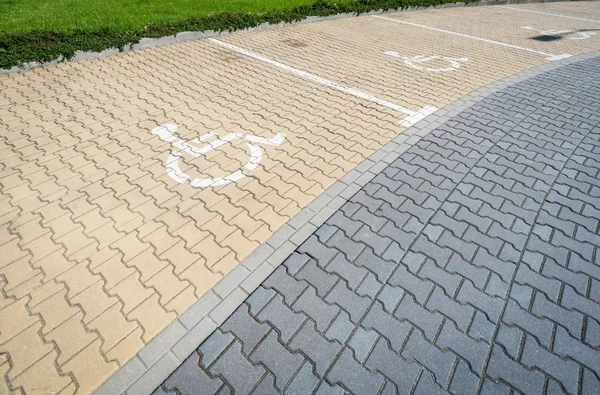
496;5;600;24
372;15;572;61
209;38;437;127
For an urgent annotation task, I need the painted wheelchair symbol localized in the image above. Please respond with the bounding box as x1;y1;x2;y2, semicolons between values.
384;52;468;72
522;26;596;40
152;123;286;187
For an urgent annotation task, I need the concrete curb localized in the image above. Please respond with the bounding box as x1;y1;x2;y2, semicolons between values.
1;0;571;74
90;35;600;395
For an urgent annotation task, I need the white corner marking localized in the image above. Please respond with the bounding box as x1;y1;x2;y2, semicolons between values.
209;38;436;127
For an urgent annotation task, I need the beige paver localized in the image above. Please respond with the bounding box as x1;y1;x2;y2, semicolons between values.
496;1;600;20
45;312;98;366
1;2;600;393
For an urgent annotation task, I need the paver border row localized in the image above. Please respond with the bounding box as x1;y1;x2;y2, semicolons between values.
91;47;600;395
1;0;572;73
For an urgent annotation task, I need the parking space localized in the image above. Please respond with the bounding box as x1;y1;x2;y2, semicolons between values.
1;2;600;394
381;3;600;57
216;12;547;113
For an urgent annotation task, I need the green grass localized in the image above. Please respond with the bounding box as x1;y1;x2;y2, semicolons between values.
0;0;476;69
0;0;328;33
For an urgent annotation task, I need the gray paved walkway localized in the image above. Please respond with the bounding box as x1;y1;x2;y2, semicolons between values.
154;55;600;394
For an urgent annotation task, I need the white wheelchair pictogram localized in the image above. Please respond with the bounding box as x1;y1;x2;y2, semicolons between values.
522;26;596;40
384;52;468;72
152;123;286;188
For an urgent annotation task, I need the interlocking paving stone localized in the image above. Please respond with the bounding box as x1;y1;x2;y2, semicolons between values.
159;55;600;394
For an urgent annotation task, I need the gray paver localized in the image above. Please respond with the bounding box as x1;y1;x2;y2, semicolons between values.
222;304;270;354
324;310;354;344
327;348;385;394
158;55;600;395
292;287;339;333
402;330;456;388
283;362;319;395
449;360;479;395
257;294;306;343
288;321;340;376
364;337;421;394
376;284;404;313
251;374;279;395
245;286;276;316
363;301;411;352
295;258;339;297
209;341;266;395
249;331;304;390
198;330;235;368
324;281;371;324
163;353;224;395
347;327;378;363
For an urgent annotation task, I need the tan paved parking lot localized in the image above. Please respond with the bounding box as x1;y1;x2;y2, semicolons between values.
1;1;600;393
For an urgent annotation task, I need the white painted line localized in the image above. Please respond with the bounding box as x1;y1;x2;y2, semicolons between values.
372;15;572;61
208;38;437;127
496;5;600;24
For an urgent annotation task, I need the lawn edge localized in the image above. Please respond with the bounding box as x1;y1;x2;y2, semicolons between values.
0;0;570;72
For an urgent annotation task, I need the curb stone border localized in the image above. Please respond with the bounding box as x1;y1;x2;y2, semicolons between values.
91;52;600;395
1;0;571;74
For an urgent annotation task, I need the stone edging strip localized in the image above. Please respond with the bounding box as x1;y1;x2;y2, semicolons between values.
1;0;570;74
91;47;600;395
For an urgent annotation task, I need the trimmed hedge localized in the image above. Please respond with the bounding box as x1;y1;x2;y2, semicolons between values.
0;0;478;70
